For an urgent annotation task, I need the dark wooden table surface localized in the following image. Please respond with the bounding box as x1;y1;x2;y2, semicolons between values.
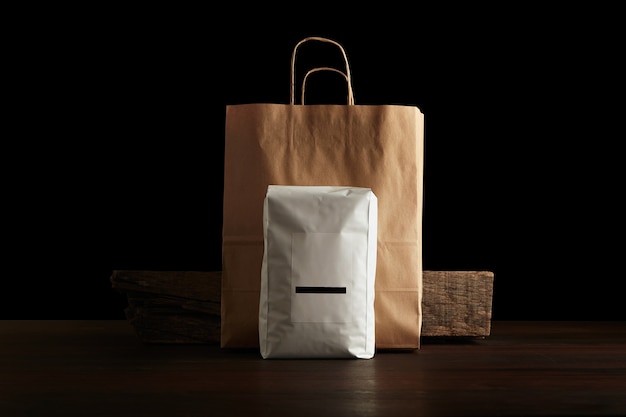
1;320;625;416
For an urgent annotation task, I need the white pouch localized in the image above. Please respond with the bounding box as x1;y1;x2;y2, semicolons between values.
259;185;378;359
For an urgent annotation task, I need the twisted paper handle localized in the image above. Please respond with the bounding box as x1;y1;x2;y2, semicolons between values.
301;67;354;105
290;36;354;105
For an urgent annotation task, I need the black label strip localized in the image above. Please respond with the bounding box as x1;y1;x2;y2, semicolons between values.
295;286;347;294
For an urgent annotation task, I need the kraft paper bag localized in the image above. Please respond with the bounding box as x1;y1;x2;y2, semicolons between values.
222;36;424;349
259;185;377;359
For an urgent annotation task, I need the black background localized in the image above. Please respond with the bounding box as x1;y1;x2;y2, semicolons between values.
5;5;623;321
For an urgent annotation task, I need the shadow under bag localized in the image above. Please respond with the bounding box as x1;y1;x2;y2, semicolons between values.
221;36;424;350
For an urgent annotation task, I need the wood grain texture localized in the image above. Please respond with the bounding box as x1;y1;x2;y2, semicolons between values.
111;270;221;343
111;269;494;343
421;270;494;337
2;321;625;417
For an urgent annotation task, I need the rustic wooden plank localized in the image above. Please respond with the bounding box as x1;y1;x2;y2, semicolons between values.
421;270;494;337
111;270;220;302
111;270;221;344
111;269;494;343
